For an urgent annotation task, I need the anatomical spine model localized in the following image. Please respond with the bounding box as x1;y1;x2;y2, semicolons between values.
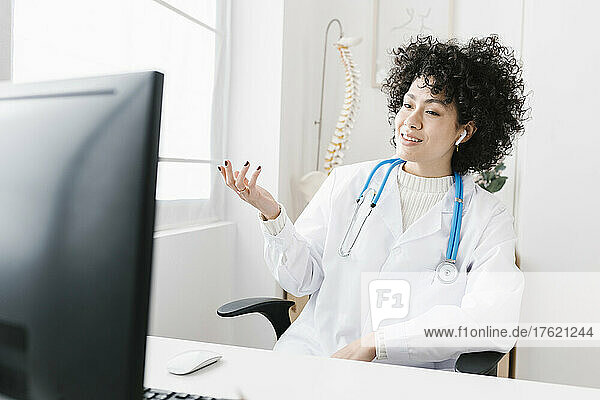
324;37;361;173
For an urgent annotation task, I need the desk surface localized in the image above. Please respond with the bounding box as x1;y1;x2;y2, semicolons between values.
144;336;600;400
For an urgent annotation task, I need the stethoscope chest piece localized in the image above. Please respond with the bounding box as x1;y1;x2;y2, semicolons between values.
435;260;459;284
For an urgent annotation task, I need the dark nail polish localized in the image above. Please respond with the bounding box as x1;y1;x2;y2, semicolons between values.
217;166;221;172
257;166;261;170
225;160;229;166
244;161;249;167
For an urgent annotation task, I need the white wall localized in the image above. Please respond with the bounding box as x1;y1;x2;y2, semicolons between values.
514;0;600;388
220;0;284;349
149;223;236;345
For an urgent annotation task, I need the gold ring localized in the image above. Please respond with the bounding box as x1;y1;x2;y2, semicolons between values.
236;186;249;194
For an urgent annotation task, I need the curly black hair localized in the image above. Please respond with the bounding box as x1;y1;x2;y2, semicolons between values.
381;34;531;175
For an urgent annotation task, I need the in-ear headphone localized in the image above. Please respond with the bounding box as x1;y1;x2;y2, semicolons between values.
455;130;467;145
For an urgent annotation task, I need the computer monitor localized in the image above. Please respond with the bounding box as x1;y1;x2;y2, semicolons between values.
0;72;163;399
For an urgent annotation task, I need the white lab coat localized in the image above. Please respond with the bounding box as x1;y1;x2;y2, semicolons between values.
260;158;524;371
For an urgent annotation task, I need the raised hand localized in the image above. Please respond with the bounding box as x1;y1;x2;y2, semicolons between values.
217;160;281;220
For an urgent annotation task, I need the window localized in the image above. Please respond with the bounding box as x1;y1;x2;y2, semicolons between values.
12;0;229;230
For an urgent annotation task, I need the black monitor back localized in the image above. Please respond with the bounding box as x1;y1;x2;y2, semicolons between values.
0;72;163;399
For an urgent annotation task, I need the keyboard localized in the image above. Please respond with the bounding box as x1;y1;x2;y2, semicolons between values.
143;387;238;399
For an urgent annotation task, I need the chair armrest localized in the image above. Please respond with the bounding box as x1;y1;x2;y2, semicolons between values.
217;297;295;339
455;351;505;375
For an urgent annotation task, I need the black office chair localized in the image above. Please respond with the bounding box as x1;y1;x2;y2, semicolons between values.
217;297;506;376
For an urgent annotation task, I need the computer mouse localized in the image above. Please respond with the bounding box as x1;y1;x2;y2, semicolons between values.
166;350;223;375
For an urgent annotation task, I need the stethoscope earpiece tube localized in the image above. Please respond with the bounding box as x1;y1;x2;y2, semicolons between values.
372;159;404;205
358;159;398;200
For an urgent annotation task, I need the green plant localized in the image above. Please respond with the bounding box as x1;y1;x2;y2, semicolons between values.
474;162;507;193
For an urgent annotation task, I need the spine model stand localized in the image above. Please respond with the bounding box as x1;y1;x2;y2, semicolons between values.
299;20;361;206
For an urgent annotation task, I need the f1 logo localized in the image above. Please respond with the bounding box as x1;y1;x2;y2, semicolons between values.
369;279;410;330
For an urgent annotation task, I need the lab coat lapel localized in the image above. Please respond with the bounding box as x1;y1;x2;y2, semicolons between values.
370;164;476;248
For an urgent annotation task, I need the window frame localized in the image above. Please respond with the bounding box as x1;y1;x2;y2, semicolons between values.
152;0;229;231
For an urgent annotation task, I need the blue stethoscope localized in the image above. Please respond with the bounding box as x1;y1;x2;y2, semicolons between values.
338;158;464;284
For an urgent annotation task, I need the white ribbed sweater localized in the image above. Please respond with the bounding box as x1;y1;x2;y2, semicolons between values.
259;164;454;235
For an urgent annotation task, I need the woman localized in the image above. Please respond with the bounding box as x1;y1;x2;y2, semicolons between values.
217;34;529;371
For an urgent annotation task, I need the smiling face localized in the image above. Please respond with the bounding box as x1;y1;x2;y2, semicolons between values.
394;76;473;177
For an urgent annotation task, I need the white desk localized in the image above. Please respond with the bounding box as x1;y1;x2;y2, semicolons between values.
144;336;600;400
